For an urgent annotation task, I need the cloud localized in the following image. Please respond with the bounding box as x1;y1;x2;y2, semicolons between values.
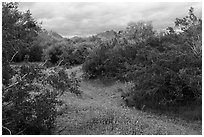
18;2;202;37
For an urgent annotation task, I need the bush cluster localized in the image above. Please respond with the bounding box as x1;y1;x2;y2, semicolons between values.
82;7;202;111
2;64;82;135
42;40;91;67
2;3;84;135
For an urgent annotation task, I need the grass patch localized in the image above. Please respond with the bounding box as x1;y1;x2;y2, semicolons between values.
54;93;201;135
52;71;201;135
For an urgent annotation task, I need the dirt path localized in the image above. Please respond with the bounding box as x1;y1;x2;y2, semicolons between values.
53;66;202;135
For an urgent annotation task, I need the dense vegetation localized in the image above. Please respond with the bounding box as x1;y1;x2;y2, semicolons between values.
82;7;202;118
2;2;202;135
2;3;81;134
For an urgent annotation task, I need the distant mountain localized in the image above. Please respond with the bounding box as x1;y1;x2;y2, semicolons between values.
38;30;64;41
48;31;64;40
70;36;82;41
96;30;117;41
33;30;68;49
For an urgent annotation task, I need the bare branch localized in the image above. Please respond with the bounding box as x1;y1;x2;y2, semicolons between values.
42;60;48;66
9;51;19;63
2;126;12;135
16;127;28;135
3;73;28;91
57;59;64;67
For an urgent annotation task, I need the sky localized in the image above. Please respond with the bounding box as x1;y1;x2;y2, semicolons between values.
18;2;202;38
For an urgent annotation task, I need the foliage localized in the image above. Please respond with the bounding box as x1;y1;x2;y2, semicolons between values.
42;40;91;66
2;64;82;135
28;44;43;62
44;44;63;64
2;2;41;94
123;50;201;109
83;42;111;78
59;42;89;66
82;22;154;79
2;2;41;62
82;7;202;113
2;3;82;135
2;59;14;86
121;7;202;111
125;21;155;42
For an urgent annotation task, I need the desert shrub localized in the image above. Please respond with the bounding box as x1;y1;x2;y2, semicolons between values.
2;59;14;86
12;48;29;62
82;21;155;79
42;40;90;67
82;42;113;78
45;66;82;96
2;63;82;135
28;45;43;62
60;44;88;66
72;46;88;64
2;2;41;63
82;8;201;117
44;44;63;64
122;29;201;109
2;3;81;134
124;7;202;111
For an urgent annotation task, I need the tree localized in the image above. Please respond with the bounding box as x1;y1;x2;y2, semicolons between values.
2;2;41;62
175;7;202;58
175;7;200;31
125;21;155;42
124;7;202;111
29;45;43;62
2;2;41;84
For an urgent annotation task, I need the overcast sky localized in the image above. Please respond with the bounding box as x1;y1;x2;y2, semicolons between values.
18;2;202;37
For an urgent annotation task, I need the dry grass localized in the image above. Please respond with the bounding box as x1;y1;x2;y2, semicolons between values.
53;66;202;135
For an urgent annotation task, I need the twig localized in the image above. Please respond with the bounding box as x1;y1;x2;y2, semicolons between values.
16;127;28;135
42;60;48;66
3;119;15;126
2;101;13;108
57;59;64;67
9;51;19;63
3;73;28;91
2;126;12;135
57;126;67;134
141;105;146;111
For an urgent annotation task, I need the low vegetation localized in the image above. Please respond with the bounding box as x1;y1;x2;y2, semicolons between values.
2;2;202;135
2;3;82;134
82;7;202;119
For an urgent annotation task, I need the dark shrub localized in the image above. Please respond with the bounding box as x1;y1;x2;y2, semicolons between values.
2;64;81;134
45;45;63;64
29;45;43;62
